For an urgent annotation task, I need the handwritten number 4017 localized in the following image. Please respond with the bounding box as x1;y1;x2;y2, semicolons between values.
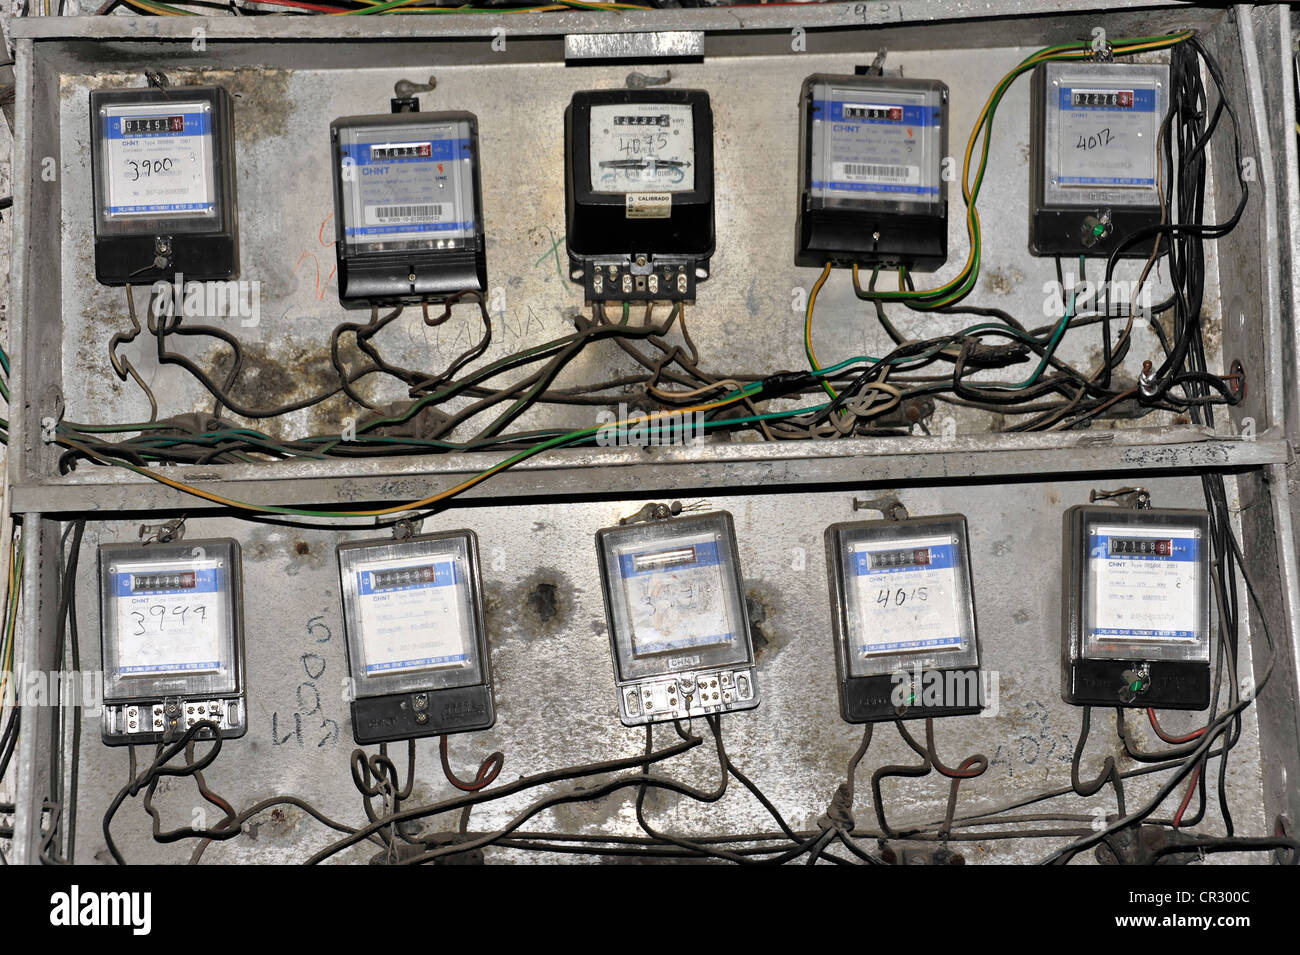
130;604;207;635
1075;129;1114;150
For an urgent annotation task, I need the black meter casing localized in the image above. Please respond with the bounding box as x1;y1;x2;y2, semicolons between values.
1062;505;1211;710
796;74;949;272
1028;61;1167;258
825;514;982;723
337;531;495;745
329;110;487;309
90;86;239;286
564;89;714;303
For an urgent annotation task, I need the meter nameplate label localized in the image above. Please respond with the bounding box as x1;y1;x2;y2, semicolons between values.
111;564;223;676
341;134;474;245
1089;526;1199;642
354;558;469;674
618;540;734;656
809;88;942;201
589;102;695;193
625;193;672;218
851;536;964;656
102;103;214;218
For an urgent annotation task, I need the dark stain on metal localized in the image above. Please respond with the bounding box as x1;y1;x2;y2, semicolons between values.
171;67;294;146
745;585;788;660
294;541;310;556
526;582;559;623
198;339;352;437
487;569;575;637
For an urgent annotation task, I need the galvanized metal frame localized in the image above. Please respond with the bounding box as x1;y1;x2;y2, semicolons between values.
5;2;1298;862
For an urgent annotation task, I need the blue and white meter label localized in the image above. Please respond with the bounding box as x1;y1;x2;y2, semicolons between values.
101;102;215;218
111;561;224;676
851;536;963;656
618;538;735;656
355;557;469;674
809;86;941;201
1055;87;1158;188
1089;525;1199;642
342;135;474;245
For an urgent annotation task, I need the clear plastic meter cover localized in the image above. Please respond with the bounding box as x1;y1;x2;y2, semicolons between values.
1082;521;1209;663
832;517;979;680
806;78;945;214
1041;61;1165;208
338;533;486;698
99;541;241;703
587;102;696;194
95;98;219;235
336;116;479;257
598;512;751;683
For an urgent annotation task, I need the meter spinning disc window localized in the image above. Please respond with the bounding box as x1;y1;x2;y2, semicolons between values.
596;511;757;726
337;531;494;743
98;539;246;746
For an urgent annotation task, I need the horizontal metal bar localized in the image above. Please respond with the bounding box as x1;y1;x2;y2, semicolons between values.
12;433;1288;515
11;1;1191;43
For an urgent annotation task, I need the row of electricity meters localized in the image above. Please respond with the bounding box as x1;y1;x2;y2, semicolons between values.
89;59;1167;304
97;503;1212;747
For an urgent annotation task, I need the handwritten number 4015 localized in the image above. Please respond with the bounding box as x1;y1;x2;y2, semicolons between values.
130;604;207;635
876;587;929;608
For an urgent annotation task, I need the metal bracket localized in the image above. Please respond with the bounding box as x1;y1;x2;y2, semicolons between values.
1089;486;1151;510
852;495;908;521
565;31;704;62
139;516;187;544
392;516;424;540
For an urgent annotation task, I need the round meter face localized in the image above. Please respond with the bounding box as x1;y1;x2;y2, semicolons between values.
588;102;696;194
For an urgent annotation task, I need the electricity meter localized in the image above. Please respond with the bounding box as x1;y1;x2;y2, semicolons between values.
89;86;238;285
825;515;982;722
797;74;949;271
98;539;246;745
337;531;494;744
564;89;714;303
330;108;487;307
595;510;757;726
1062;505;1211;709
1029;62;1167;257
